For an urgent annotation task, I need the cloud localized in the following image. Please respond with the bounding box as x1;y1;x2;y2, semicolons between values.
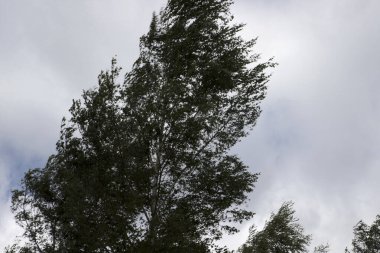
224;0;380;251
0;158;22;248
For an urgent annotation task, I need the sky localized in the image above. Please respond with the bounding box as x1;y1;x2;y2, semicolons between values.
1;0;380;252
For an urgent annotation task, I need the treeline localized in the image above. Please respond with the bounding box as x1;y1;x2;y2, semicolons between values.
237;202;380;253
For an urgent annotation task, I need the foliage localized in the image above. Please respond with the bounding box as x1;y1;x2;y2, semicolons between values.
8;0;274;252
345;215;380;253
238;202;311;253
313;244;329;253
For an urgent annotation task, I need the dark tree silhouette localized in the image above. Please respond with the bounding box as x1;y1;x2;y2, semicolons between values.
345;215;380;253
238;202;312;253
7;0;274;252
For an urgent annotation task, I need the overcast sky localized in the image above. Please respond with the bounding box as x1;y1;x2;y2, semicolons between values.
1;0;380;252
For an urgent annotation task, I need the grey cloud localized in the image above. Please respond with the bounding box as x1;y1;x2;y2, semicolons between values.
225;0;380;251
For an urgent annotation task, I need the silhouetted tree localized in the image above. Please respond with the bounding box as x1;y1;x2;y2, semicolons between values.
345;215;380;253
313;244;329;253
238;202;311;253
7;0;274;252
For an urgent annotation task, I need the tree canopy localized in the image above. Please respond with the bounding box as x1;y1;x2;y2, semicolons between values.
345;215;380;253
7;0;274;252
238;202;311;253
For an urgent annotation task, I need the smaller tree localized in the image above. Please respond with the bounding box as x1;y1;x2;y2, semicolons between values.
238;202;311;253
313;244;329;253
346;215;380;253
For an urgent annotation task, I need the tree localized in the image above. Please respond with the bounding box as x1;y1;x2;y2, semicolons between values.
8;0;274;252
345;215;380;253
238;202;311;253
313;244;329;253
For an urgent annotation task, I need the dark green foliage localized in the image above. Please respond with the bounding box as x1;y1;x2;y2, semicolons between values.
239;202;311;253
346;215;380;253
8;0;274;252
